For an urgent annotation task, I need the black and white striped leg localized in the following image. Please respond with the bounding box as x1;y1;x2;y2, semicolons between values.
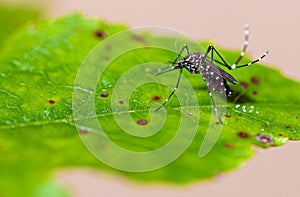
232;24;249;67
232;50;269;69
170;44;189;65
205;44;268;70
157;44;188;75
204;24;268;70
208;87;223;124
155;68;183;111
210;45;214;64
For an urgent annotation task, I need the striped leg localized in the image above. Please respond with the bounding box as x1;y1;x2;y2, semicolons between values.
155;68;183;111
170;44;190;65
231;24;250;68
156;44;189;76
207;87;223;124
205;24;269;70
232;50;269;69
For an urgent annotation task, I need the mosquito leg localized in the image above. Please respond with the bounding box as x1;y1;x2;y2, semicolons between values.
208;45;268;70
211;45;214;64
207;87;224;124
203;44;230;69
233;50;269;69
230;24;268;69
206;56;226;67
155;68;183;111
204;44;213;58
170;44;189;65
232;24;249;67
204;24;268;70
157;44;189;75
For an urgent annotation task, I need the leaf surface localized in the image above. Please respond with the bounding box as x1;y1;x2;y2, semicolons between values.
0;14;299;197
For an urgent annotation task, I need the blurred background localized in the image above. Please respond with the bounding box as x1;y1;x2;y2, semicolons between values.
1;0;300;196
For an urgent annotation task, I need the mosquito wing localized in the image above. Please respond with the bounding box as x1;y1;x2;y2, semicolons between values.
205;61;237;84
201;61;237;123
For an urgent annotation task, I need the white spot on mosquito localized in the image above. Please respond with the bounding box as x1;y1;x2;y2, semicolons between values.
235;104;241;108
232;64;236;69
241;51;245;56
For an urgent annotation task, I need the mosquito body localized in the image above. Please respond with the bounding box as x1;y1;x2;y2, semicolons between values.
155;24;268;124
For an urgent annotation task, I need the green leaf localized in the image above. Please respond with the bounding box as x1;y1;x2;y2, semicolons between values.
0;14;299;197
0;4;41;49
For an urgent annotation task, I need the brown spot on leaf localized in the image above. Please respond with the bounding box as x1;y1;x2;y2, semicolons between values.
48;100;56;105
151;96;161;101
251;76;260;84
256;134;273;145
118;100;125;104
224;143;234;149
225;114;231;118
132;34;146;43
285;125;291;129
79;130;88;135
100;93;109;98
137;119;148;125
237;131;249;139
105;45;111;50
252;91;258;95
240;82;248;89
95;30;105;38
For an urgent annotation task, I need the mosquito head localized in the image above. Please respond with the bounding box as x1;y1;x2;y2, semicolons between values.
176;60;185;69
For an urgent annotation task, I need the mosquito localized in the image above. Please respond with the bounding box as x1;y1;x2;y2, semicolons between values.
155;24;269;124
